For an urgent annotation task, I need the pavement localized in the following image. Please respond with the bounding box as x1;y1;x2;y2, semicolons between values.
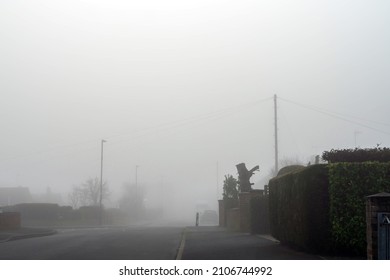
179;226;324;260
0;227;57;243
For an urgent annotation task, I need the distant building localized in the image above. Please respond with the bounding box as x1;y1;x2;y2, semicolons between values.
0;187;33;207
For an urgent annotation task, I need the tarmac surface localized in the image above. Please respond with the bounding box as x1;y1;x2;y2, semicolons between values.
1;225;324;260
0;227;57;243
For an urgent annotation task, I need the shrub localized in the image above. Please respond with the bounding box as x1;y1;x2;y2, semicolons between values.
268;165;331;253
328;162;390;257
223;174;239;200
322;147;390;163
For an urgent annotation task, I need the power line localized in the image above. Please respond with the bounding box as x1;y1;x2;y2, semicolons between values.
105;96;273;144
278;97;390;136
0;96;273;163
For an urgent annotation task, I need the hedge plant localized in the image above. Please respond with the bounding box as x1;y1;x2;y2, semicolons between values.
328;162;390;257
268;165;331;253
323;147;390;163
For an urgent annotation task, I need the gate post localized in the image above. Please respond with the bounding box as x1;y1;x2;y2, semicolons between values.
366;192;390;260
239;192;251;232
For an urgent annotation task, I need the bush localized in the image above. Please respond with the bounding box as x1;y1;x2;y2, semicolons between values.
223;174;239;200
269;165;331;253
322;147;390;163
328;162;390;257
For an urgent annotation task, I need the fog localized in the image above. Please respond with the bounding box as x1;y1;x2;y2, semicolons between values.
1;1;389;223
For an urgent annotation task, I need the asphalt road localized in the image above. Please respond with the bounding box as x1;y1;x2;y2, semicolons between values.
0;225;322;260
0;226;184;260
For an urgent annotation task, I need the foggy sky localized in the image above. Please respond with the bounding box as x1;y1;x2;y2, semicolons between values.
1;1;390;212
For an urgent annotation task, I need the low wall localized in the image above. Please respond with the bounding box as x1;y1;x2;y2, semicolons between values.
218;200;225;226
218;199;239;227
226;208;240;231
0;212;21;230
366;193;390;260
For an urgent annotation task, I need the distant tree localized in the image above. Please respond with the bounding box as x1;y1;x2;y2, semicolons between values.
68;187;81;209
68;177;110;209
223;174;239;200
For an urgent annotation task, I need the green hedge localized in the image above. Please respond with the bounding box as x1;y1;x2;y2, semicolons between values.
322;147;390;163
269;162;390;257
269;165;331;253
328;162;390;257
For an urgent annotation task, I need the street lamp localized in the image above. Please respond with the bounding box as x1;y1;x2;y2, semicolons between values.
135;165;139;219
99;139;107;225
135;165;139;191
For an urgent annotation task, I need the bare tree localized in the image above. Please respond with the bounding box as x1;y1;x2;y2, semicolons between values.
68;187;80;209
68;177;110;208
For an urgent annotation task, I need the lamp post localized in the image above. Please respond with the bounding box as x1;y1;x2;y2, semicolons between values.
99;139;107;225
135;165;139;192
135;165;139;219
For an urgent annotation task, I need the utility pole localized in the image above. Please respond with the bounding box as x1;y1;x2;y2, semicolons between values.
274;94;279;174
99;139;107;226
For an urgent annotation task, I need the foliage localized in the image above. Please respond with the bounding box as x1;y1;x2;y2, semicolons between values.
268;165;331;253
267;156;306;178
268;160;390;257
276;165;305;177
328;162;390;257
68;177;110;209
322;147;390;163
222;174;239;200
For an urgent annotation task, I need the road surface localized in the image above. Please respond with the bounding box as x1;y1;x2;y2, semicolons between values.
0;226;183;260
0;225;322;260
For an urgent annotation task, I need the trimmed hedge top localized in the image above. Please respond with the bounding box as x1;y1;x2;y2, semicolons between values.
322;147;390;163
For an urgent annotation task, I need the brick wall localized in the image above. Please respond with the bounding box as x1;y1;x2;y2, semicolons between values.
0;212;21;230
366;192;390;260
226;208;240;231
218;200;225;227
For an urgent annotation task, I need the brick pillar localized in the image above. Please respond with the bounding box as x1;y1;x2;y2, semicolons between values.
366;192;390;260
218;199;225;227
239;192;251;232
249;190;267;234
